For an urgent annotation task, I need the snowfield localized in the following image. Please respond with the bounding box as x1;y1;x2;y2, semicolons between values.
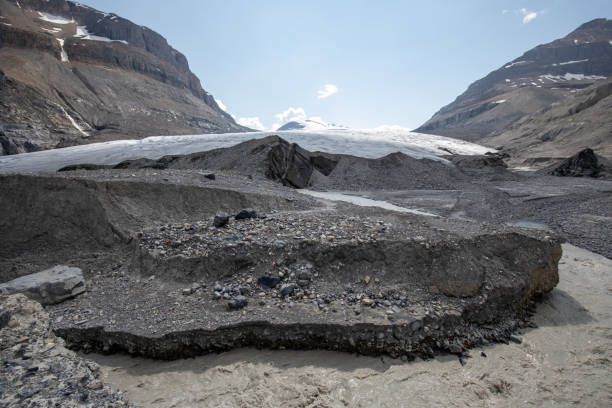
0;128;493;173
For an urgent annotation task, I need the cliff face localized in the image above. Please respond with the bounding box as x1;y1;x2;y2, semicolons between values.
0;0;245;155
416;19;612;147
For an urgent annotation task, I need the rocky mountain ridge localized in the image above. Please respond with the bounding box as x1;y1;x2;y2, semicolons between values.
0;0;245;155
416;18;612;162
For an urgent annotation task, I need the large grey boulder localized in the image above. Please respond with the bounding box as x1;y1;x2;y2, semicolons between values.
0;266;85;305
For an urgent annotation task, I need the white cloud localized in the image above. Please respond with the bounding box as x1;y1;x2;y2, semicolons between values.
236;116;265;131
274;107;308;124
214;98;227;112
520;8;539;24
317;84;338;99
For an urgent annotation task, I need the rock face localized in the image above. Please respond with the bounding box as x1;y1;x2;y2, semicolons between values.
546;148;612;179
416;18;612;162
0;0;245;155
0;265;85;305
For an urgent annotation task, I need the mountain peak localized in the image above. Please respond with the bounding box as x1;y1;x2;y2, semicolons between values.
0;0;245;155
416;18;612;142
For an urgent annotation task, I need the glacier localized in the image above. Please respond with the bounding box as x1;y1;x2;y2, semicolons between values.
0;128;493;173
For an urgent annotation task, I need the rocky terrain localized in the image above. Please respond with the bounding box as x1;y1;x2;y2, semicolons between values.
0;0;245;155
0;132;610;406
0;294;132;407
416;18;612;166
86;244;612;407
0;166;561;361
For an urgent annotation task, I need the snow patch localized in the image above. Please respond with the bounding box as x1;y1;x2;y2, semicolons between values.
38;12;73;25
494;99;506;104
559;59;588;65
609;40;612;46
1;22;12;26
504;60;529;69
57;38;68;62
41;27;61;33
75;26;127;44
540;73;606;82
59;106;88;136
15;1;21;9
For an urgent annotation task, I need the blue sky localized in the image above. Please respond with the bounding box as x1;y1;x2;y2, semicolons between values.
81;1;612;130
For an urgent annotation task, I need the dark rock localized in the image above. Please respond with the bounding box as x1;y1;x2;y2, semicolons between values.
258;276;281;290
0;307;10;329
548;148;611;178
280;283;298;297
235;208;257;220
203;173;216;180
228;296;248;311
266;141;314;188
213;211;229;228
0;265;85;305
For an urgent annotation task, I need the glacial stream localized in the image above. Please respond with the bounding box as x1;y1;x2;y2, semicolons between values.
298;190;437;216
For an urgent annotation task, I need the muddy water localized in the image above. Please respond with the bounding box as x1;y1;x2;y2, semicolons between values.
89;244;612;407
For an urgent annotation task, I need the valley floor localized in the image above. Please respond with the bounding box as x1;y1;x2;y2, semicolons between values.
89;244;612;407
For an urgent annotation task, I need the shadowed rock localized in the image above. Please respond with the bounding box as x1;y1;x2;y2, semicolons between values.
547;148;612;178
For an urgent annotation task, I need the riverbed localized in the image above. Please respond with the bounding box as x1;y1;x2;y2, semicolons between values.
88;244;612;407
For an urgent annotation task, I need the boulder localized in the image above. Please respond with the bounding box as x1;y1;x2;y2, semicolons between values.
0;266;85;305
548;148;611;178
214;211;230;228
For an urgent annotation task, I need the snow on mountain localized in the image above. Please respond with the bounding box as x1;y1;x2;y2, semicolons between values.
0;128;493;173
276;119;345;131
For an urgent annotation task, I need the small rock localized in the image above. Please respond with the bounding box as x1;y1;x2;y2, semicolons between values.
228;296;248;310
481;351;487;358
181;288;193;296
203;173;216;180
213;291;222;300
235;208;257;220
280;283;297;297
87;382;103;390
258;276;281;290
509;335;523;344
214;211;230;228
0;307;10;329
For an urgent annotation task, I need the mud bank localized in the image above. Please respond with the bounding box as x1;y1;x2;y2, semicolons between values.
89;244;612;407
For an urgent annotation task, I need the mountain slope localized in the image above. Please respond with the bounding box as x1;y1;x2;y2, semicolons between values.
416;19;612;146
0;0;245;155
487;77;612;166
